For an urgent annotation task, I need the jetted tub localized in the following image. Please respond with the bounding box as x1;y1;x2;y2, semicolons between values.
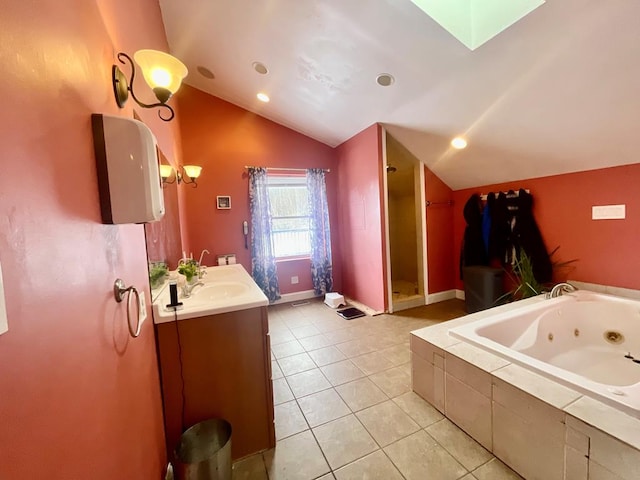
450;290;640;417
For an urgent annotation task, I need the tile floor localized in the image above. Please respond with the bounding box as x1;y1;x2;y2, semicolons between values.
232;299;522;480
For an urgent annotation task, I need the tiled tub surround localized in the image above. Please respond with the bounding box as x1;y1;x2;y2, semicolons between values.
411;292;640;480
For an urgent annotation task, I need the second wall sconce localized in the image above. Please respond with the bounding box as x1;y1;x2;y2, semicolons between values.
160;165;202;188
112;49;188;122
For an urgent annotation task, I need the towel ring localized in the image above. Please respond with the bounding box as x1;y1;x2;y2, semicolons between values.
114;279;142;338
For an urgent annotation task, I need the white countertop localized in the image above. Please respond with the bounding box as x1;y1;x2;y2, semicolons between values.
152;264;269;323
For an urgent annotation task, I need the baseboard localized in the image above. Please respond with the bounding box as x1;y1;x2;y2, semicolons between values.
393;296;426;312
455;289;465;300
426;290;456;304
273;289;319;305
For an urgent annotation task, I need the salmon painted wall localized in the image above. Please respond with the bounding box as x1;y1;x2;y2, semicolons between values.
452;164;640;291
425;167;455;294
176;86;341;295
336;125;387;312
0;1;177;478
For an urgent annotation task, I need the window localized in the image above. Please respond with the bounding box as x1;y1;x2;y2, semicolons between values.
267;175;311;258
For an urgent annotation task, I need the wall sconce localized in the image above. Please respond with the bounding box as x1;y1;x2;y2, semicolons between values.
112;49;188;122
159;164;202;188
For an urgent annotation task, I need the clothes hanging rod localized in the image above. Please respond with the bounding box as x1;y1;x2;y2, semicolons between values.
426;200;453;207
244;165;330;173
480;189;530;201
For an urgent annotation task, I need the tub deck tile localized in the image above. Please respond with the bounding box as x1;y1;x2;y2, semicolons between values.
492;363;582;410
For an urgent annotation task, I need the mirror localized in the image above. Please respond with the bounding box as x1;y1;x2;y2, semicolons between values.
144;148;183;300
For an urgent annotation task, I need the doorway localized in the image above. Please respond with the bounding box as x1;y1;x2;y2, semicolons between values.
383;132;427;312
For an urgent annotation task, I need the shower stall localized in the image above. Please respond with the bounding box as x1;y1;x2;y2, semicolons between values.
384;133;427;312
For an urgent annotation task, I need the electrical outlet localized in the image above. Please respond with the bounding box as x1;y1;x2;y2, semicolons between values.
138;291;147;326
0;261;7;335
291;276;299;285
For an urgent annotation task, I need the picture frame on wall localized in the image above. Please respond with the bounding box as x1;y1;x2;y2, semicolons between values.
217;196;231;209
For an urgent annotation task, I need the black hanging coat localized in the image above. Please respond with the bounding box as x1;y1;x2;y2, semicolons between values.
460;194;487;278
512;189;552;283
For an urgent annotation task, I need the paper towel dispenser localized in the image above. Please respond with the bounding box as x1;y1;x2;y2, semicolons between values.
91;114;165;224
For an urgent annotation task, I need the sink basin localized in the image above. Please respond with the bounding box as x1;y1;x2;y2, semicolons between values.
187;282;250;303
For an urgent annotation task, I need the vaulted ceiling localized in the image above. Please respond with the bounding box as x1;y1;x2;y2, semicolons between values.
159;0;640;189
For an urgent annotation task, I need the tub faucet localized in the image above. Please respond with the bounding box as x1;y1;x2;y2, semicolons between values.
547;282;577;299
182;281;204;298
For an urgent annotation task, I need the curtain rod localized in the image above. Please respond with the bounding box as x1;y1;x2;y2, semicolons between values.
244;165;330;173
426;200;453;207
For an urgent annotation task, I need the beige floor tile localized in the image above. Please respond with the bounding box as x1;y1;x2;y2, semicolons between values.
273;377;294;405
335;377;388;412
350;351;397;375
392;391;444;427
271;340;305;359
356;400;420;447
263;430;330;480
274;400;308;440
336;339;378;358
334;450;403;480
278;352;317;376
383;430;467;480
324;328;359;345
313;318;350;333
426;418;493;471
461;475;478;480
283;317;313;329
272;360;284;380
298;388;351;427
290;324;322;339
232;453;268;480
379;344;411;365
317;474;336;480
286;369;332;398
472;458;522;480
369;364;412;398
321;360;366;386
313;415;378;470
308;346;348;367
270;329;296;346
299;334;334;352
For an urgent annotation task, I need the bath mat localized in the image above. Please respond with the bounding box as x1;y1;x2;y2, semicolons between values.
337;307;366;320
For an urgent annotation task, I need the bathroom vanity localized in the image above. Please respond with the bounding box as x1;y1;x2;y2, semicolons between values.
153;264;274;460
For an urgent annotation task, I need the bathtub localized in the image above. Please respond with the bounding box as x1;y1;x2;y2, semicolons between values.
449;290;640;417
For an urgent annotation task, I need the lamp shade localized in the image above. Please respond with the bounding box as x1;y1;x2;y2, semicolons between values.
133;50;188;96
159;164;174;179
183;165;202;179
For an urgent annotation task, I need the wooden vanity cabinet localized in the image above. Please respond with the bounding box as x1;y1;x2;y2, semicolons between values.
155;306;275;461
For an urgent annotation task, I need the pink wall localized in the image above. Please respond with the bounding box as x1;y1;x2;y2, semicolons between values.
0;1;176;478
336;125;387;312
425;167;455;294
452;164;640;291
176;87;341;295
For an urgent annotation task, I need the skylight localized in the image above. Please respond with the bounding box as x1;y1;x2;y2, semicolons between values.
409;0;545;50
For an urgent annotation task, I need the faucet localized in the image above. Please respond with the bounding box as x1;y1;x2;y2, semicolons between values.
546;282;577;299
197;249;210;279
182;281;204;298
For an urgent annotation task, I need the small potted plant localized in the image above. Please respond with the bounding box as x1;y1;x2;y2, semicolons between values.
178;260;199;284
149;262;169;289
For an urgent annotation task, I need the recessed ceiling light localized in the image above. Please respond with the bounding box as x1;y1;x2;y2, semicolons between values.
376;73;395;87
253;62;269;75
196;65;215;79
257;92;270;103
451;137;468;149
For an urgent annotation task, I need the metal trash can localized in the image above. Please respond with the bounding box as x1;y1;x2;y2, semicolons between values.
174;419;232;480
463;266;504;313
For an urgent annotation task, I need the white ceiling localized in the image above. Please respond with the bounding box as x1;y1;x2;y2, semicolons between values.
159;0;640;190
